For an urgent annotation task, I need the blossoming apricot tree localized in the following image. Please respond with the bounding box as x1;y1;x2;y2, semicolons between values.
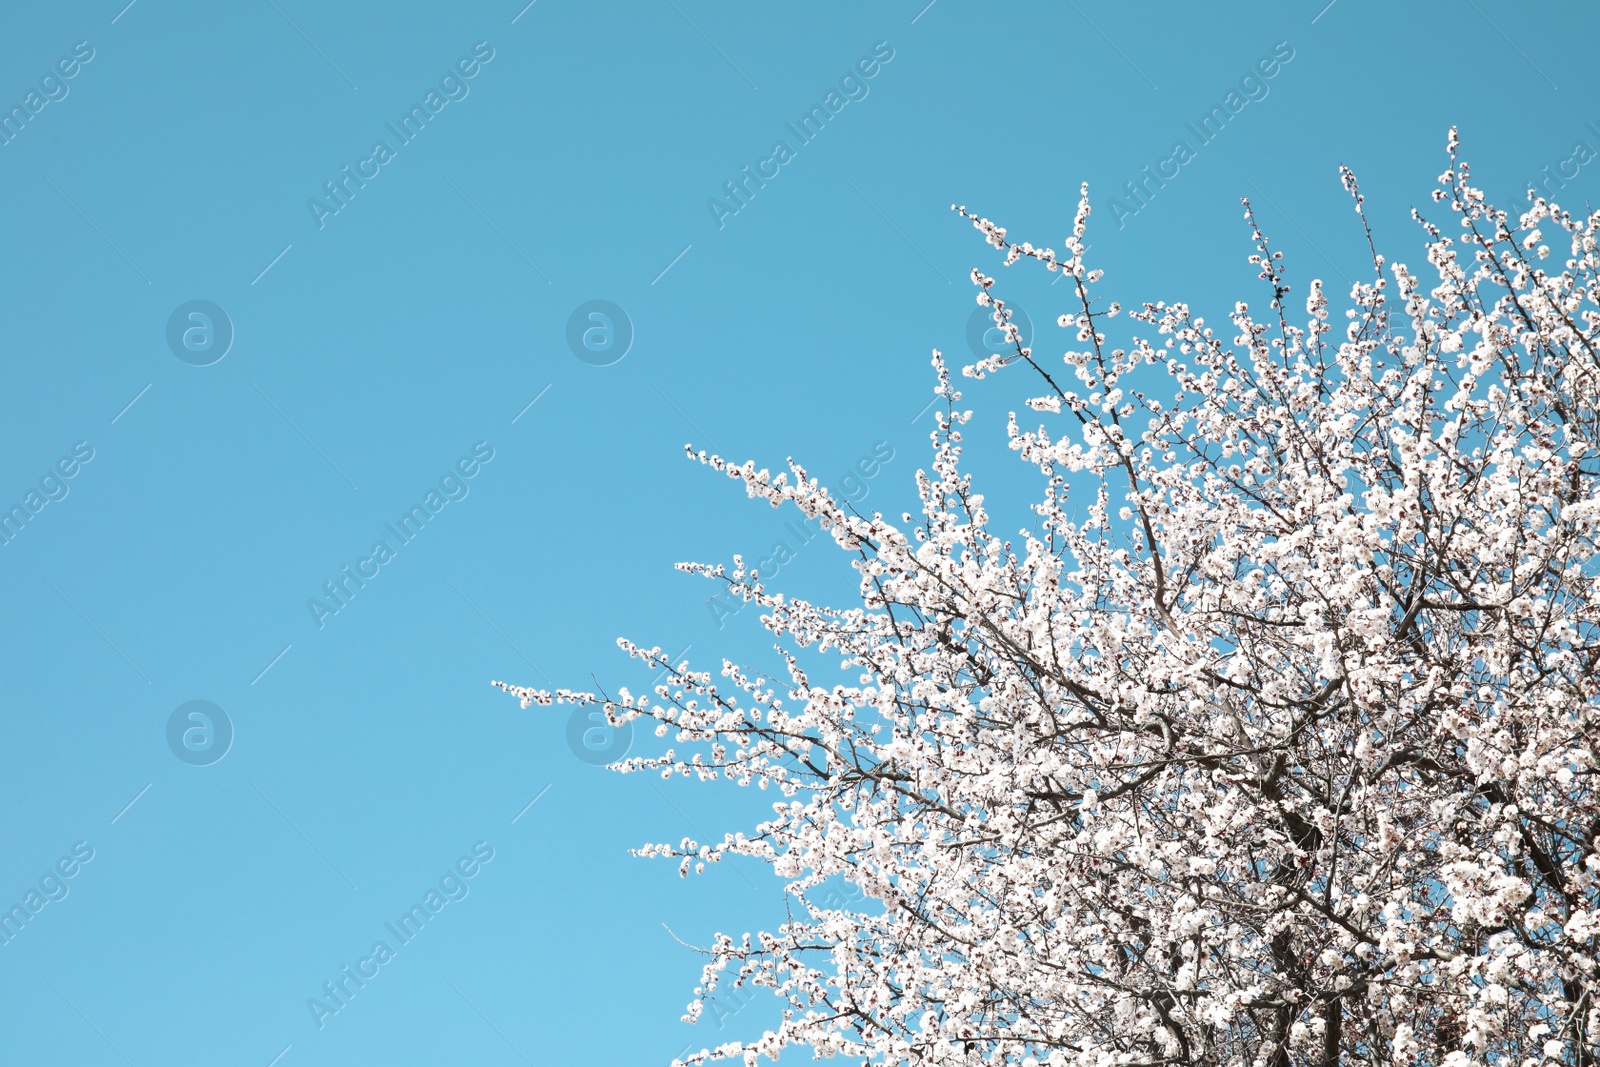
498;130;1600;1067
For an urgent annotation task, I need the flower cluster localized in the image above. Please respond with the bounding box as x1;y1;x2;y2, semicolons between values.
497;129;1600;1067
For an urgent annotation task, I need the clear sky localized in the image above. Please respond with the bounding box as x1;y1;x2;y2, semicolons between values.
0;1;1595;1063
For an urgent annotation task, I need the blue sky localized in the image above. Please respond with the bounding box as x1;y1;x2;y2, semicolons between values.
0;1;1595;1063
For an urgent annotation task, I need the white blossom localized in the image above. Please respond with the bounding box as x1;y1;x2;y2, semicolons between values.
499;136;1600;1067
